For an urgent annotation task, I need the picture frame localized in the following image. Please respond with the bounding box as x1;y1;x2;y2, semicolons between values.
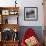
24;7;38;21
2;10;9;15
9;10;18;15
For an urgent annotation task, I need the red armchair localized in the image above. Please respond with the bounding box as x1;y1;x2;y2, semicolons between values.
21;28;41;46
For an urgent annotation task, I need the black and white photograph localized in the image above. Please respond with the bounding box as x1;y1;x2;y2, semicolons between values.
24;7;38;21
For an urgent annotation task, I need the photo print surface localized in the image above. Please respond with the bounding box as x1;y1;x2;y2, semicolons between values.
24;7;38;21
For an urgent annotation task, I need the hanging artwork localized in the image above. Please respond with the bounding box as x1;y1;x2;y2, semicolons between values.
24;7;38;21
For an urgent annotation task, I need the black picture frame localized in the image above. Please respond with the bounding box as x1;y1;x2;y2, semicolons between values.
24;7;38;21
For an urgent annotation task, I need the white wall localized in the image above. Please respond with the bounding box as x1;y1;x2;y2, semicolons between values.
18;0;44;26
0;0;44;26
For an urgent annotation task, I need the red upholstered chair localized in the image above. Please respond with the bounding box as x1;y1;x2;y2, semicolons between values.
21;28;41;46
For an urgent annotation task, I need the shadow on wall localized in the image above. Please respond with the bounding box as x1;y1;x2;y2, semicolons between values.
18;26;44;44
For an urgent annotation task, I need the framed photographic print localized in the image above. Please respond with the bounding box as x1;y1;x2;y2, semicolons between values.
2;10;9;15
24;7;38;21
9;10;18;15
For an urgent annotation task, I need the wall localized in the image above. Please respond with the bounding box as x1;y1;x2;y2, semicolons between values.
0;0;44;26
18;0;44;26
